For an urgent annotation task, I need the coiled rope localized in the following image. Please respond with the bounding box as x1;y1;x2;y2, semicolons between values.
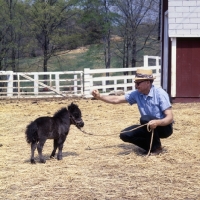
114;123;154;156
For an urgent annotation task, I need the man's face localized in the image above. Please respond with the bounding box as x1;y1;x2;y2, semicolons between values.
134;80;150;94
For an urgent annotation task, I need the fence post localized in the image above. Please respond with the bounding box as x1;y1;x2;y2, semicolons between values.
7;71;13;97
143;55;148;67
84;68;91;96
74;75;77;94
34;74;39;95
55;74;60;93
80;72;83;95
102;80;106;92
114;80;117;91
124;78;127;91
156;57;160;67
17;74;20;97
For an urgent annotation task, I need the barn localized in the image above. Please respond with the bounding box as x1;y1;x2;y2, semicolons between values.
160;0;200;103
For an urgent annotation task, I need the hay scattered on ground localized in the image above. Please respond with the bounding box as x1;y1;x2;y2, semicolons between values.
0;99;200;200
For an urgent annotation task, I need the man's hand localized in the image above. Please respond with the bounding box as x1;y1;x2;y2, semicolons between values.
91;89;127;104
91;89;100;99
148;108;173;130
148;120;160;130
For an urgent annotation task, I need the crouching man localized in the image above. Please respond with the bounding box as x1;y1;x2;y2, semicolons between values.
91;68;173;155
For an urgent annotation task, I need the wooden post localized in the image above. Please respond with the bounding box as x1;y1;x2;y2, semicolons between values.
124;78;127;91
17;74;20;97
156;57;160;67
114;80;117;91
34;74;39;95
144;55;148;67
84;68;91;96
80;72;83;95
74;75;77;94
55;74;59;93
102;80;106;92
7;71;13;97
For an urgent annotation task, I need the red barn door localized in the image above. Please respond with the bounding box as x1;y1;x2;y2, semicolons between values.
176;38;200;97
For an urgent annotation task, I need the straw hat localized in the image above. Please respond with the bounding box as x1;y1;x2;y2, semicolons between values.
134;68;156;81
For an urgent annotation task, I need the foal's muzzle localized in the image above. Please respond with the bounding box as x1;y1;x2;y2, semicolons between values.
70;115;84;128
73;118;84;128
76;120;84;128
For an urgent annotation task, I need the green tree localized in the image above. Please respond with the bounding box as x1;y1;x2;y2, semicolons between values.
0;0;24;71
79;0;116;72
113;0;160;70
25;0;79;72
0;0;9;70
79;0;106;44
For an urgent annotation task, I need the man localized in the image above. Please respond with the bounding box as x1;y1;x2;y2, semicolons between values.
91;68;173;155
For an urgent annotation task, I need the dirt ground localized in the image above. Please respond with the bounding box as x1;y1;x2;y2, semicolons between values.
0;98;200;200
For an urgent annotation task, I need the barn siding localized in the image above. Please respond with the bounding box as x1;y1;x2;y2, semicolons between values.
168;0;200;37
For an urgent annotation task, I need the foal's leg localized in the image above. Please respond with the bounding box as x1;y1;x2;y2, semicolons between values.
57;136;67;160
50;139;58;158
37;139;46;163
30;142;37;164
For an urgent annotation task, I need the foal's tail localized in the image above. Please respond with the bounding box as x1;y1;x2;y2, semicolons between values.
25;121;38;144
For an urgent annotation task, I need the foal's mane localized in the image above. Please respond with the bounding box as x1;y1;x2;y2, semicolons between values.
53;108;68;118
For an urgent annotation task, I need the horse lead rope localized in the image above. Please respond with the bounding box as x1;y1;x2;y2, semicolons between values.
147;124;154;156
70;114;94;135
74;118;154;156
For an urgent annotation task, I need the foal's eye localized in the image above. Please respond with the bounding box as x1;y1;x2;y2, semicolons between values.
74;113;79;118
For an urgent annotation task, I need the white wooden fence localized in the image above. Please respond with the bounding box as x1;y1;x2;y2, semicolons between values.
0;56;161;98
143;55;161;68
84;66;161;97
0;71;83;98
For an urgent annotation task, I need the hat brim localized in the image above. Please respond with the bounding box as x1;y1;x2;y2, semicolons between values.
134;77;156;81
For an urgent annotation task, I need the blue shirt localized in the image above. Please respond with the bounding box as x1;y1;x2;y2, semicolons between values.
125;85;171;119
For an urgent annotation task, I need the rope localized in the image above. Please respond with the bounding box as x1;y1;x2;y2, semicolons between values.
146;124;154;156
120;123;154;156
79;122;154;156
79;129;93;135
120;123;148;133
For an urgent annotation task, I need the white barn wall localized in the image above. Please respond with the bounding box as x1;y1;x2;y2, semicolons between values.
168;0;200;37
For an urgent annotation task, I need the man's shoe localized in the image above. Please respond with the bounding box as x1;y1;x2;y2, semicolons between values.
151;146;163;155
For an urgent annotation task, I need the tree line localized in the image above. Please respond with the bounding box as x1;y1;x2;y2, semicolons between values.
0;0;160;72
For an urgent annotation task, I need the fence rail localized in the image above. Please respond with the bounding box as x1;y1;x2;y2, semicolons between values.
0;56;161;98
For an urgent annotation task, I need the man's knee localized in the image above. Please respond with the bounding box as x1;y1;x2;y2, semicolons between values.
119;133;130;142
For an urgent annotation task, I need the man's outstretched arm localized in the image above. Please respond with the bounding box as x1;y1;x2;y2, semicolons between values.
91;89;127;104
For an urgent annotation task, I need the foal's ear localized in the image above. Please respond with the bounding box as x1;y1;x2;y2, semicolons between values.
68;102;74;111
70;102;75;108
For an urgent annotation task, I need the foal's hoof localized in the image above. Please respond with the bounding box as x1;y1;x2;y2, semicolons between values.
31;159;36;164
50;153;55;158
57;156;62;160
40;159;46;163
50;155;55;159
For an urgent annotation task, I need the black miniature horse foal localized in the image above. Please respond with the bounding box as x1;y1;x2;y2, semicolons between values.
25;103;84;164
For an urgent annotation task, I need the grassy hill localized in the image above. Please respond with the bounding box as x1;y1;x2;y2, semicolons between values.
17;44;106;72
16;42;160;72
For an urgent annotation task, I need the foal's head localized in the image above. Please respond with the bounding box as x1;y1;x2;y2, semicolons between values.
68;103;84;128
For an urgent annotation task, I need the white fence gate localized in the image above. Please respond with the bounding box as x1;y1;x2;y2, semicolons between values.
0;56;161;99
